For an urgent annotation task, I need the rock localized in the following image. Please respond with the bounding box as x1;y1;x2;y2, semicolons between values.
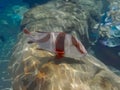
22;0;50;7
99;0;120;47
21;0;103;47
6;4;29;25
9;32;120;90
100;37;120;47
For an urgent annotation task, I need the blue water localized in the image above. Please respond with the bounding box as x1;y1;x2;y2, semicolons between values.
0;0;28;89
0;0;51;89
0;0;120;90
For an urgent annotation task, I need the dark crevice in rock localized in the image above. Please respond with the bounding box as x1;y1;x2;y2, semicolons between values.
22;0;51;8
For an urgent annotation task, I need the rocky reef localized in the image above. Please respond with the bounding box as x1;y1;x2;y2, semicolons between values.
99;0;120;47
21;0;103;47
9;32;120;90
9;0;120;90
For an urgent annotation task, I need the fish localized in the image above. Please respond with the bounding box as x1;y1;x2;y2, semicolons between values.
23;29;87;59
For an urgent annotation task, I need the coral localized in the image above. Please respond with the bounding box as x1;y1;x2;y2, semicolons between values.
99;0;120;47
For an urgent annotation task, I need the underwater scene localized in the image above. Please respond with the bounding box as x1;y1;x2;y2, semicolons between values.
0;0;120;90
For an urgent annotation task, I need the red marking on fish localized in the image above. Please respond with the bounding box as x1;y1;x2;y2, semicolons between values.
71;36;86;54
55;32;65;59
36;33;50;43
23;28;30;35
